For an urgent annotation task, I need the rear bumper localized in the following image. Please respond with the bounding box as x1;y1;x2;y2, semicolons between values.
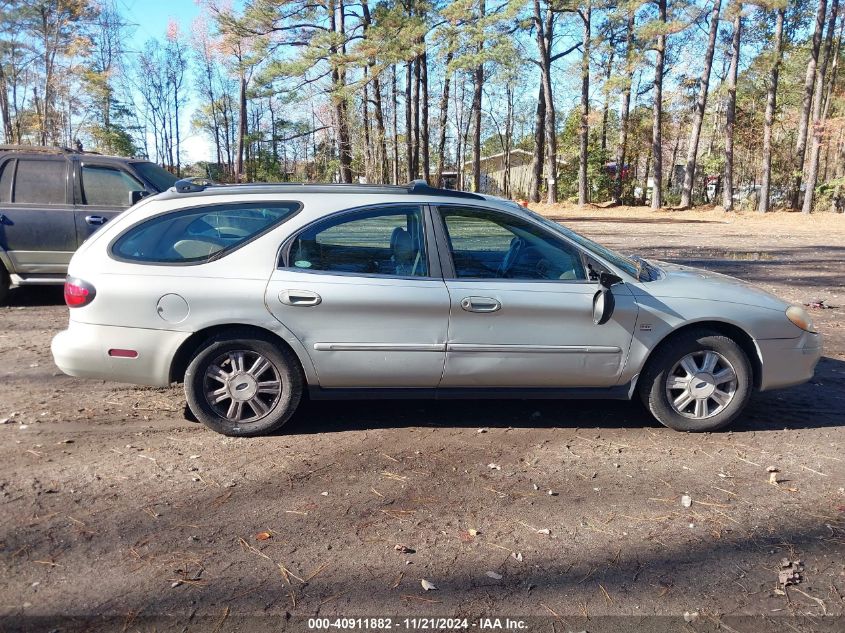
51;321;191;387
756;332;822;391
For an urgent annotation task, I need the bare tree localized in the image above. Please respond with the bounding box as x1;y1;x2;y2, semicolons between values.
758;6;785;213
679;0;721;209
790;0;827;209
578;2;591;206
613;8;635;204
651;0;667;209
722;9;741;211
802;0;840;213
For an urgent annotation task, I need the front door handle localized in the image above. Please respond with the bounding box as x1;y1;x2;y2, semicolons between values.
85;215;107;226
279;289;322;307
460;296;502;313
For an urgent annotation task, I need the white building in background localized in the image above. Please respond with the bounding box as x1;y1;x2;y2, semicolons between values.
462;148;566;200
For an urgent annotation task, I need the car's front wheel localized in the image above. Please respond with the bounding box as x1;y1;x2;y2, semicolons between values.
639;329;753;431
184;331;303;436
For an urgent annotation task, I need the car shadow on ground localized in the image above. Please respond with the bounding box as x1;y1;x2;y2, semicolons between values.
282;357;844;436
2;285;65;307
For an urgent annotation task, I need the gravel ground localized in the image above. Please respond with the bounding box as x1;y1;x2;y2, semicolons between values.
1;206;844;632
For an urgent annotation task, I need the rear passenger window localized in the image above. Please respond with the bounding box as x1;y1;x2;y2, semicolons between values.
0;160;13;203
111;202;300;264
13;159;67;204
81;164;144;206
287;206;428;277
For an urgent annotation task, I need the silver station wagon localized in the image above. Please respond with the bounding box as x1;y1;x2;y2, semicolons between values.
51;180;822;436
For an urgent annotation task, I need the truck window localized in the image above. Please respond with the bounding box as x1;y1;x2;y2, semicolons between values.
0;160;12;203
13;159;67;205
81;164;144;206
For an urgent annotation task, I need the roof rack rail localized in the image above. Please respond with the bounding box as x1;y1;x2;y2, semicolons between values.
406;179;484;199
173;177;217;193
0;144;102;156
167;177;486;199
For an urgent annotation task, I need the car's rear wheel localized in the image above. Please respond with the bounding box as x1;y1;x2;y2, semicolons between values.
184;331;302;436
639;329;752;431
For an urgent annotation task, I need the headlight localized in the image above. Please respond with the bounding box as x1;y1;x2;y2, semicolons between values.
786;305;817;333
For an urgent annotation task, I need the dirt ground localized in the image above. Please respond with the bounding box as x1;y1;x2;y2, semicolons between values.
1;205;844;632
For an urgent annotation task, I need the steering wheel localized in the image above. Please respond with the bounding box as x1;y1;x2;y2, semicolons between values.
497;237;525;278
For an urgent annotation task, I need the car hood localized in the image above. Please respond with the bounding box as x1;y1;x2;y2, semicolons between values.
634;260;790;312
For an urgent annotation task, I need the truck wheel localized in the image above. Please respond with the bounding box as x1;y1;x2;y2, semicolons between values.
0;265;9;305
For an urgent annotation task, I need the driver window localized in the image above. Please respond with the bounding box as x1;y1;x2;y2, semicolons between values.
81;164;144;206
439;207;586;281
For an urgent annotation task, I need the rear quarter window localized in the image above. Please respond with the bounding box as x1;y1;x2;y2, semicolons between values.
111;202;300;264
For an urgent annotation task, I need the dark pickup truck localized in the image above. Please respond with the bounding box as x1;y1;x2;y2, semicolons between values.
0;145;178;301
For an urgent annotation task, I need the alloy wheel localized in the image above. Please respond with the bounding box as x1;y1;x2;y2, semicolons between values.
203;350;282;423
665;350;738;420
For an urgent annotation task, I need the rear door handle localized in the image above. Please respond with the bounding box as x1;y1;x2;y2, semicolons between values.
279;289;322;307
85;215;107;226
460;296;502;313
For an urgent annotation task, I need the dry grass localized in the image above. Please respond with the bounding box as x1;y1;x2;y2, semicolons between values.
528;202;845;234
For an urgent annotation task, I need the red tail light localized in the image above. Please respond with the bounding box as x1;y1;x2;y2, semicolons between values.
64;277;96;308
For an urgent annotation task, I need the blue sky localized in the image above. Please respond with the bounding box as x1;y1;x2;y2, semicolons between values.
119;0;212;162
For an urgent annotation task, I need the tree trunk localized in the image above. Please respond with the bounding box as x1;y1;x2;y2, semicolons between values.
802;0;839;214
600;39;614;154
372;77;388;183
578;2;591;206
723;12;741;211
534;0;557;203
790;0;827;209
680;0;721;209
420;49;430;182
471;0;485;192
335;0;352;183
529;86;545;203
0;64;12;143
411;55;420;178
578;2;593;206
361;0;388;183
651;0;667;209
392;65;400;184
436;51;454;188
236;74;247;181
363;68;372;180
821;18;844;181
504;83;513;197
758;8;785;213
405;61;413;180
613;9;635;204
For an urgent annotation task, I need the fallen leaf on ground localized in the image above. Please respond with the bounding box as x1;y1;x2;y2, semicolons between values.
421;579;437;591
255;531;272;541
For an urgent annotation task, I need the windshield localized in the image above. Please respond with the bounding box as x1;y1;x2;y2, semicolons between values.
131;161;178;192
525;210;642;279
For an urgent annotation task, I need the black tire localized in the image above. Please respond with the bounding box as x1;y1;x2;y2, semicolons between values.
184;330;303;437
0;264;9;305
638;329;753;432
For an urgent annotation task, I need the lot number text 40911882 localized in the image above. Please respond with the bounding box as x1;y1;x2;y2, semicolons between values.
306;617;528;630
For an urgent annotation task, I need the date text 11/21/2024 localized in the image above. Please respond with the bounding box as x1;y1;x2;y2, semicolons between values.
307;617;528;630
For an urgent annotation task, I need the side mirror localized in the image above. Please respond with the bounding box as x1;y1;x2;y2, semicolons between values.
129;190;148;206
592;272;623;325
